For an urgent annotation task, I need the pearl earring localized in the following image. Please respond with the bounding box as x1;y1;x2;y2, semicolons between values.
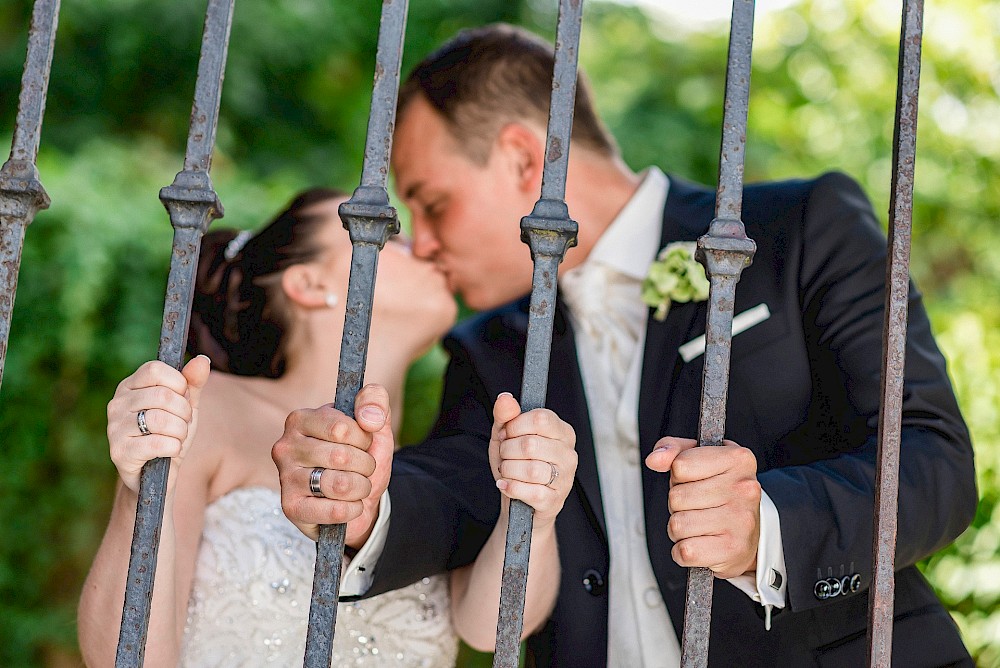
324;293;338;308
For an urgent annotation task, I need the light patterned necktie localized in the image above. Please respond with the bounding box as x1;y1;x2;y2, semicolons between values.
559;263;645;399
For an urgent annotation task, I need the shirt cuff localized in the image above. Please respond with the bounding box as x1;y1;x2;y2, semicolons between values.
723;490;787;629
339;489;391;597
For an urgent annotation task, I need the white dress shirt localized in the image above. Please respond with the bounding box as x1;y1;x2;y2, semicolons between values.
343;168;787;665
559;167;786;666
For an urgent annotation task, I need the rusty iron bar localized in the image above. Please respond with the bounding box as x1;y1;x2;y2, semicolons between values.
867;1;924;665
0;0;60;392
680;1;757;667
493;1;583;666
114;0;233;664
303;1;407;665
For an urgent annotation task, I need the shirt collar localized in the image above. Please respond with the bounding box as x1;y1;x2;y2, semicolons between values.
583;167;669;282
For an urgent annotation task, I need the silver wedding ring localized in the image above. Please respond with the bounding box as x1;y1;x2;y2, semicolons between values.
547;462;559;487
309;467;325;498
137;409;151;436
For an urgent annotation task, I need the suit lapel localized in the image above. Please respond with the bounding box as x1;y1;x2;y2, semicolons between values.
637;176;715;455
548;300;607;539
638;177;716;623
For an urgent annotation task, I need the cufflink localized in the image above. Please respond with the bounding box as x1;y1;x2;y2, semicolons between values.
768;569;783;591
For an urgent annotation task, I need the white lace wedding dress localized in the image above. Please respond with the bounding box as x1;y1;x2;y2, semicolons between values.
179;487;458;667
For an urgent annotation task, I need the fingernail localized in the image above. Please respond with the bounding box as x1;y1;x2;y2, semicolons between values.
359;406;385;423
197;354;211;362
496;479;509;491
498;392;513;400
498;429;507;441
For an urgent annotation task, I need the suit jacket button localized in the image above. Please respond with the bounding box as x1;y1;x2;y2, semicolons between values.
850;573;862;593
826;577;842;597
839;576;852;596
582;569;606;596
814;580;831;600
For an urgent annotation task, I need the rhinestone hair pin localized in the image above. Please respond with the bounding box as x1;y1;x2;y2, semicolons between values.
224;229;254;261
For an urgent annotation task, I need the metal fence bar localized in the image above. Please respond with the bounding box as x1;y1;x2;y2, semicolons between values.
679;1;757;666
302;1;407;665
114;0;233;664
492;1;583;665
867;1;924;665
0;0;60;392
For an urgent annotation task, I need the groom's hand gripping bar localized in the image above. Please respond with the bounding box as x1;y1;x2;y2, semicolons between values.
679;2;757;667
302;2;408;667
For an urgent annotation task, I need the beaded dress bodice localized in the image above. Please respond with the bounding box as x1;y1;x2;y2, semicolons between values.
179;487;457;667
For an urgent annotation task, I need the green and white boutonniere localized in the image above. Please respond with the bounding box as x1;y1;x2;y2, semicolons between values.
641;241;710;321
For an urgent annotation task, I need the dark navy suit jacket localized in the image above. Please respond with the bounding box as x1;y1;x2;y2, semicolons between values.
368;172;976;666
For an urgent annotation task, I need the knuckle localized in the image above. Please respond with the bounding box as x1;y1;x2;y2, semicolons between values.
532;410;553;429
327;446;350;471
667;487;684;513
329;473;352;497
521;436;539;459
671;457;691;481
327;418;352;444
107;397;123;417
152;386;173;407
271;438;289;463
676;540;697;564
667;513;684;539
737;478;762;502
734;446;757;469
285;408;307;430
329;500;361;524
138;360;159;377
146;361;171;385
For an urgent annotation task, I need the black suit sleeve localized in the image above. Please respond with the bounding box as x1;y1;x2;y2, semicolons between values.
364;334;501;597
759;172;977;613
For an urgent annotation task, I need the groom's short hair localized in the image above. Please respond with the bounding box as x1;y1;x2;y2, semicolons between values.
397;23;619;164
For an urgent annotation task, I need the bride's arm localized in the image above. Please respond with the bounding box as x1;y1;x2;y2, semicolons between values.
449;393;577;651
78;358;210;668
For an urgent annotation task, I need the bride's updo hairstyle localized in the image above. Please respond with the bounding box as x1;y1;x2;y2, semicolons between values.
187;187;346;377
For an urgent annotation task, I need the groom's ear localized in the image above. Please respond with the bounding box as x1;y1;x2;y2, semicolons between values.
496;122;544;194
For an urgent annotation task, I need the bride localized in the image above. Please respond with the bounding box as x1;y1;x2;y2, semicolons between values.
77;187;577;666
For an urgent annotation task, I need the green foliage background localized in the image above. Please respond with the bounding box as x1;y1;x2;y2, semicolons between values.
0;0;996;665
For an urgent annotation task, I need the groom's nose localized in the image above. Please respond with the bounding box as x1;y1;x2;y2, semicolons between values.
409;217;441;260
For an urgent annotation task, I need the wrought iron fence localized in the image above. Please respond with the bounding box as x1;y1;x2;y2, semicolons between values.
0;0;927;665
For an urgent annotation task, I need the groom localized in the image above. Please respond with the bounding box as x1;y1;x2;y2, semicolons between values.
271;24;976;666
